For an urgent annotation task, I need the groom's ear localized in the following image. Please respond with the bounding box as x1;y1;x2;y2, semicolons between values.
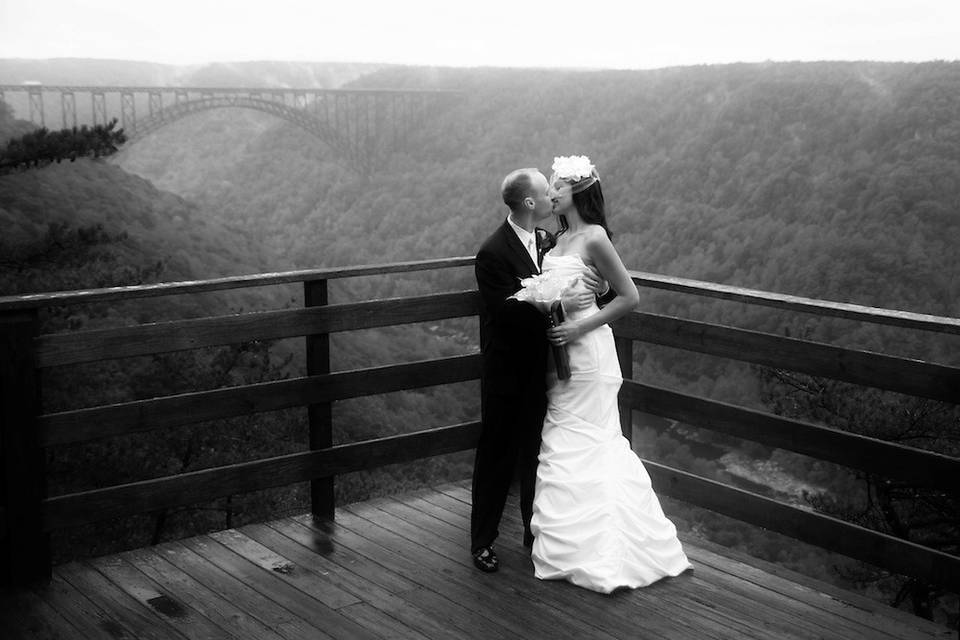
523;196;535;210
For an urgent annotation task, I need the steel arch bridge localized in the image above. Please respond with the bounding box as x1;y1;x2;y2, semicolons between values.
0;84;460;174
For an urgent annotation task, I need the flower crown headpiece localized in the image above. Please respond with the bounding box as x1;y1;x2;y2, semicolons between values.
551;155;600;194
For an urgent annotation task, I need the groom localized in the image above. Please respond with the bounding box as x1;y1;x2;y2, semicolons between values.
470;168;604;572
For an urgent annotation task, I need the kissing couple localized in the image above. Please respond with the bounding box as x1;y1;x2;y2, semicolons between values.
470;156;692;593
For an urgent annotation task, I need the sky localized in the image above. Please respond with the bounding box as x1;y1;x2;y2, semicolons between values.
1;0;958;70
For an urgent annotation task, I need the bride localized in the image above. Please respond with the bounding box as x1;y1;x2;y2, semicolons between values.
530;155;692;593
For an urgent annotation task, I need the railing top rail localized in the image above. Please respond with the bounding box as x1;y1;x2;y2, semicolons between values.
0;84;463;95
0;257;475;311
630;270;960;335
2;258;956;334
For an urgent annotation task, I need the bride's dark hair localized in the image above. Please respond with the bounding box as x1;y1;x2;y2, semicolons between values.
557;180;612;240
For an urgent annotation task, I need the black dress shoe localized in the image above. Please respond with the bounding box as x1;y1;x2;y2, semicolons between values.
472;546;499;572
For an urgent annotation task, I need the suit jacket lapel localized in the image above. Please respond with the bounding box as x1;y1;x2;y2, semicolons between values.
500;221;538;275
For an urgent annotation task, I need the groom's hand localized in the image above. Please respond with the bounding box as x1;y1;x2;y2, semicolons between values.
561;287;595;312
581;266;610;297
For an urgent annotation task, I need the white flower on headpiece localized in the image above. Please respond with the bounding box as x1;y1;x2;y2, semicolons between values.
551;155;595;182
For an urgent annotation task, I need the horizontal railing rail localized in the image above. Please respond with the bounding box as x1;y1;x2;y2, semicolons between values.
38;354;482;447
0;257;476;311
612;312;960;402
35;291;480;367
42;421;482;531
1;257;957;597
4;259;957;336
641;460;960;592
629;270;960;336
620;381;958;491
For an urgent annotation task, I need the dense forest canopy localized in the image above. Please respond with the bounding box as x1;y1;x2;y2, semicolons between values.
116;61;959;315
1;59;957;625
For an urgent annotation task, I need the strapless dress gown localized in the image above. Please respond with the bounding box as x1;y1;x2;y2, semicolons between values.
530;253;692;593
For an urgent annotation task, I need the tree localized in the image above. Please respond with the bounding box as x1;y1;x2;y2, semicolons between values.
755;364;959;621
0;119;126;173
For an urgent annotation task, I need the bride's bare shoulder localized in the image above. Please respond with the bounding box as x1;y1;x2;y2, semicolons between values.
583;225;611;247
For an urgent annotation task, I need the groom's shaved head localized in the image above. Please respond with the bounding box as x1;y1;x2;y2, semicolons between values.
501;168;538;213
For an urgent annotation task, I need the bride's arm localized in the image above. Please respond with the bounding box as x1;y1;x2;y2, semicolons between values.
547;229;639;345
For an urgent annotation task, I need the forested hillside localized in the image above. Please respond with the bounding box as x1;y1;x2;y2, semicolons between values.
117;59;960;406
2;59;957;624
122;61;959;317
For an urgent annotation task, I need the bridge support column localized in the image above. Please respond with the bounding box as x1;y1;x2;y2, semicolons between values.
305;279;335;520
148;91;163;118
0;309;49;586
91;92;106;127
121;91;136;134
60;91;76;129
27;89;44;127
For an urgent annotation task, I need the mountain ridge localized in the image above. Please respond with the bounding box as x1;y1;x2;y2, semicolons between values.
0;57;389;88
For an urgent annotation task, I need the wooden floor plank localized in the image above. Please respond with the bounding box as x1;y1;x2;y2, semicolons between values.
406;492;820;640
179;534;376;640
245;521;477;640
482;486;883;640
265;517;420;594
292;512;535;640
306;507;599;640
341;502;642;640
683;549;905;640
685;535;954;639
208;528;361;609
410;486;778;640
2;482;952;640
91;553;240;640
341;500;752;640
367;496;746;640
338;602;431;640
156;540;334;640
0;587;79;640
33;572;139;640
57;561;191;640
444;480;951;640
120;546;288;640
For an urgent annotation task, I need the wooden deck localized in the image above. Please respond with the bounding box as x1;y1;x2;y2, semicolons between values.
0;481;952;640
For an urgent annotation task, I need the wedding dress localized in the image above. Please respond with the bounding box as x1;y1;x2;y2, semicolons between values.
530;253;692;593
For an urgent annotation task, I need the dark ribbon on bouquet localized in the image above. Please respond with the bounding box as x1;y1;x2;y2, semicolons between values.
548;300;571;380
533;226;571;380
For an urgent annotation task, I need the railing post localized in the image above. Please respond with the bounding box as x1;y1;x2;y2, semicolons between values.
0;309;49;585
304;279;335;519
615;336;634;445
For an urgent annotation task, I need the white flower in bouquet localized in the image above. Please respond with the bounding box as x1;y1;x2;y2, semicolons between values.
511;271;579;314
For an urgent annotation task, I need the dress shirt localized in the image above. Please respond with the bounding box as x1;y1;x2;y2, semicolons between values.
507;215;538;270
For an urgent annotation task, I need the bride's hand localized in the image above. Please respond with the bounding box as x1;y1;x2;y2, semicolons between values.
548;320;583;346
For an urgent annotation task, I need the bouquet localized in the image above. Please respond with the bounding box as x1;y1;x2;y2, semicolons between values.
510;271;579;380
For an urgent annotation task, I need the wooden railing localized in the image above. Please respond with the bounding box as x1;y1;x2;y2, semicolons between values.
1;258;958;596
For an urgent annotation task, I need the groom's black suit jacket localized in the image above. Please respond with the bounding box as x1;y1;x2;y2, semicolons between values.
475;220;549;400
472;219;549;550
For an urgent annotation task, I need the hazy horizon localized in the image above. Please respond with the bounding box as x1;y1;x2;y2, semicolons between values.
2;1;959;71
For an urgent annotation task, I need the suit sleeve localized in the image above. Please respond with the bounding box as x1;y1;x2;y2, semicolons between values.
475;247;521;318
596;287;618;309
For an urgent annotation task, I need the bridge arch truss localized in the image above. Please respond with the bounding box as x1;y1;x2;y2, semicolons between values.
0;85;460;174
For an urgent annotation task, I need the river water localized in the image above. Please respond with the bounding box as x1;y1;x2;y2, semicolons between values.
632;412;826;505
